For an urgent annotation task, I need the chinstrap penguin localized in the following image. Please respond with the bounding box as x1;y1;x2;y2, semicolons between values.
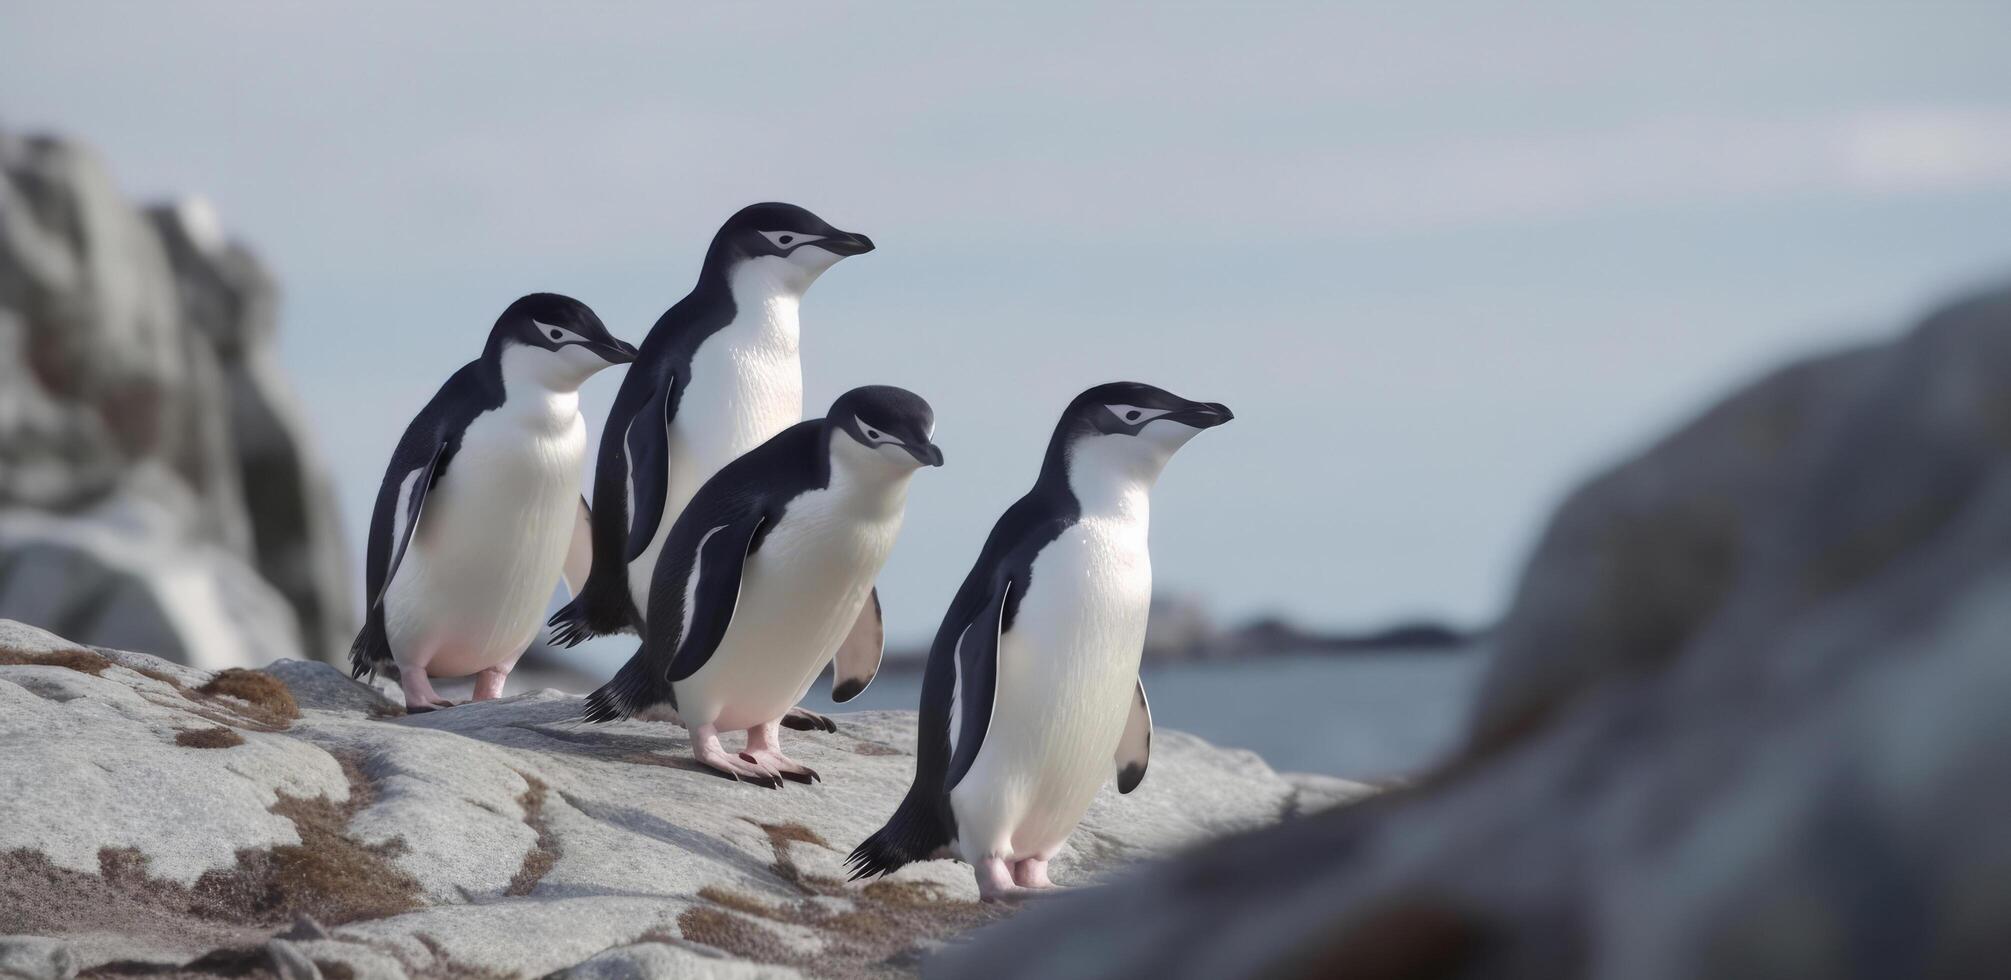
582;386;943;787
349;293;638;711
847;382;1231;899
550;203;875;653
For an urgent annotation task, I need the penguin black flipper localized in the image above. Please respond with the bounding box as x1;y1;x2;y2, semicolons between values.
623;380;680;563
549;363;677;647
662;513;767;683
944;581;1011;791
1116;677;1153;794
349;362;496;680
830;587;884;703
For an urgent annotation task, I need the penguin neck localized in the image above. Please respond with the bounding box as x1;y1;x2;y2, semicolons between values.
494;345;585;427
1062;436;1166;525
716;256;812;357
827;435;916;520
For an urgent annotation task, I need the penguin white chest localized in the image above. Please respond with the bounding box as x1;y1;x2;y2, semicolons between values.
951;516;1152;862
674;475;905;732
628;294;804;614
385;399;586;677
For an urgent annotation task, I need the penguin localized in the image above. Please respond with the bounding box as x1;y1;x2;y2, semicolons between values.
548;203;874;658
349;293;638;712
847;382;1232;899
582;386;943;787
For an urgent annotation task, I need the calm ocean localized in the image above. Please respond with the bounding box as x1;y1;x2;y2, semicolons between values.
795;647;1492;780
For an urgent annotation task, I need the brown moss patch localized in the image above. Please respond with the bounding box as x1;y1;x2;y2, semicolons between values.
0;753;422;948
174;727;245;749
0;646;113;674
698;884;782;918
195;670;300;728
850;740;903;757
673;820;1010;978
192;753;422;925
315;962;358;980
763;822;830;850
504;774;558;897
129;664;187;689
676;905;795;963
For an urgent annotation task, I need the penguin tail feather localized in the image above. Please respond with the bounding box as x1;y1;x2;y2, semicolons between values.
846;791;949;882
347;617;397;683
582;650;663;724
547;578;640;648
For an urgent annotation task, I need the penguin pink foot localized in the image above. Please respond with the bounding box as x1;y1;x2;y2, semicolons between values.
1012;857;1056;889
691;724;781;789
974;857;1036;902
397;668;456;713
740;722;819;784
472;665;512;701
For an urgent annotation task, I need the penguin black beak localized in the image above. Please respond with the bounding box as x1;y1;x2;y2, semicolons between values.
1173;401;1234;428
819;230;876;256
597;339;640;364
906;442;945;467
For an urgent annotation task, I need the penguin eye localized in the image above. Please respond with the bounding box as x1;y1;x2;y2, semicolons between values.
853;416;896;445
533;320;583;346
1106;404;1171;426
759;230;824;251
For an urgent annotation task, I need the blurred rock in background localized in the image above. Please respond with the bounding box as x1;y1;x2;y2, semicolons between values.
0;132;351;668
943;280;2011;979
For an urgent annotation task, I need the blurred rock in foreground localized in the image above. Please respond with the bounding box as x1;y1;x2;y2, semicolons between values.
0;618;1367;978
944;282;2011;979
0;132;351;668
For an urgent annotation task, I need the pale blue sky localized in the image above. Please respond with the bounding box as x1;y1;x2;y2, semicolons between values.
5;3;2010;648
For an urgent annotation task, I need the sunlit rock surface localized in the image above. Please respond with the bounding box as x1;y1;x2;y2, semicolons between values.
0;619;1365;978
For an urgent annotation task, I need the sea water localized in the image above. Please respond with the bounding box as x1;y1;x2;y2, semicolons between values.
797;646;1492;780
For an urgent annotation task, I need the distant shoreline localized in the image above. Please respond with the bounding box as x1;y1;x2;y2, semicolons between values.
872;618;1484;675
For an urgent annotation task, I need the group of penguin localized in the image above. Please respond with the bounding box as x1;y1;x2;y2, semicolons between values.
348;203;1233;900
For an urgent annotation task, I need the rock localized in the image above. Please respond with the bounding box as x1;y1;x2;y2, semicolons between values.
0;937;76;980
0;619;1339;977
0;132;352;668
265;938;322;980
939;282;2011;978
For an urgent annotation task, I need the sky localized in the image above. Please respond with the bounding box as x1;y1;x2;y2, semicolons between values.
4;3;2011;651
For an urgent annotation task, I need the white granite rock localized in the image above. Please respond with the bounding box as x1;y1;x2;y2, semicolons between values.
0;620;1363;978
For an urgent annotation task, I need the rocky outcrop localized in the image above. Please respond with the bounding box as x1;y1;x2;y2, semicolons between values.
0;132;352;667
945;282;2011;978
0;618;1366;978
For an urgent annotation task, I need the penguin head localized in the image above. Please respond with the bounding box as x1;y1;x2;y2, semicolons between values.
490;293;638;392
828;385;945;471
1049;381;1233;478
710;202;875;292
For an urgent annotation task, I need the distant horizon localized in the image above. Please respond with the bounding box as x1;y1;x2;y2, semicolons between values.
5;3;2009;650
